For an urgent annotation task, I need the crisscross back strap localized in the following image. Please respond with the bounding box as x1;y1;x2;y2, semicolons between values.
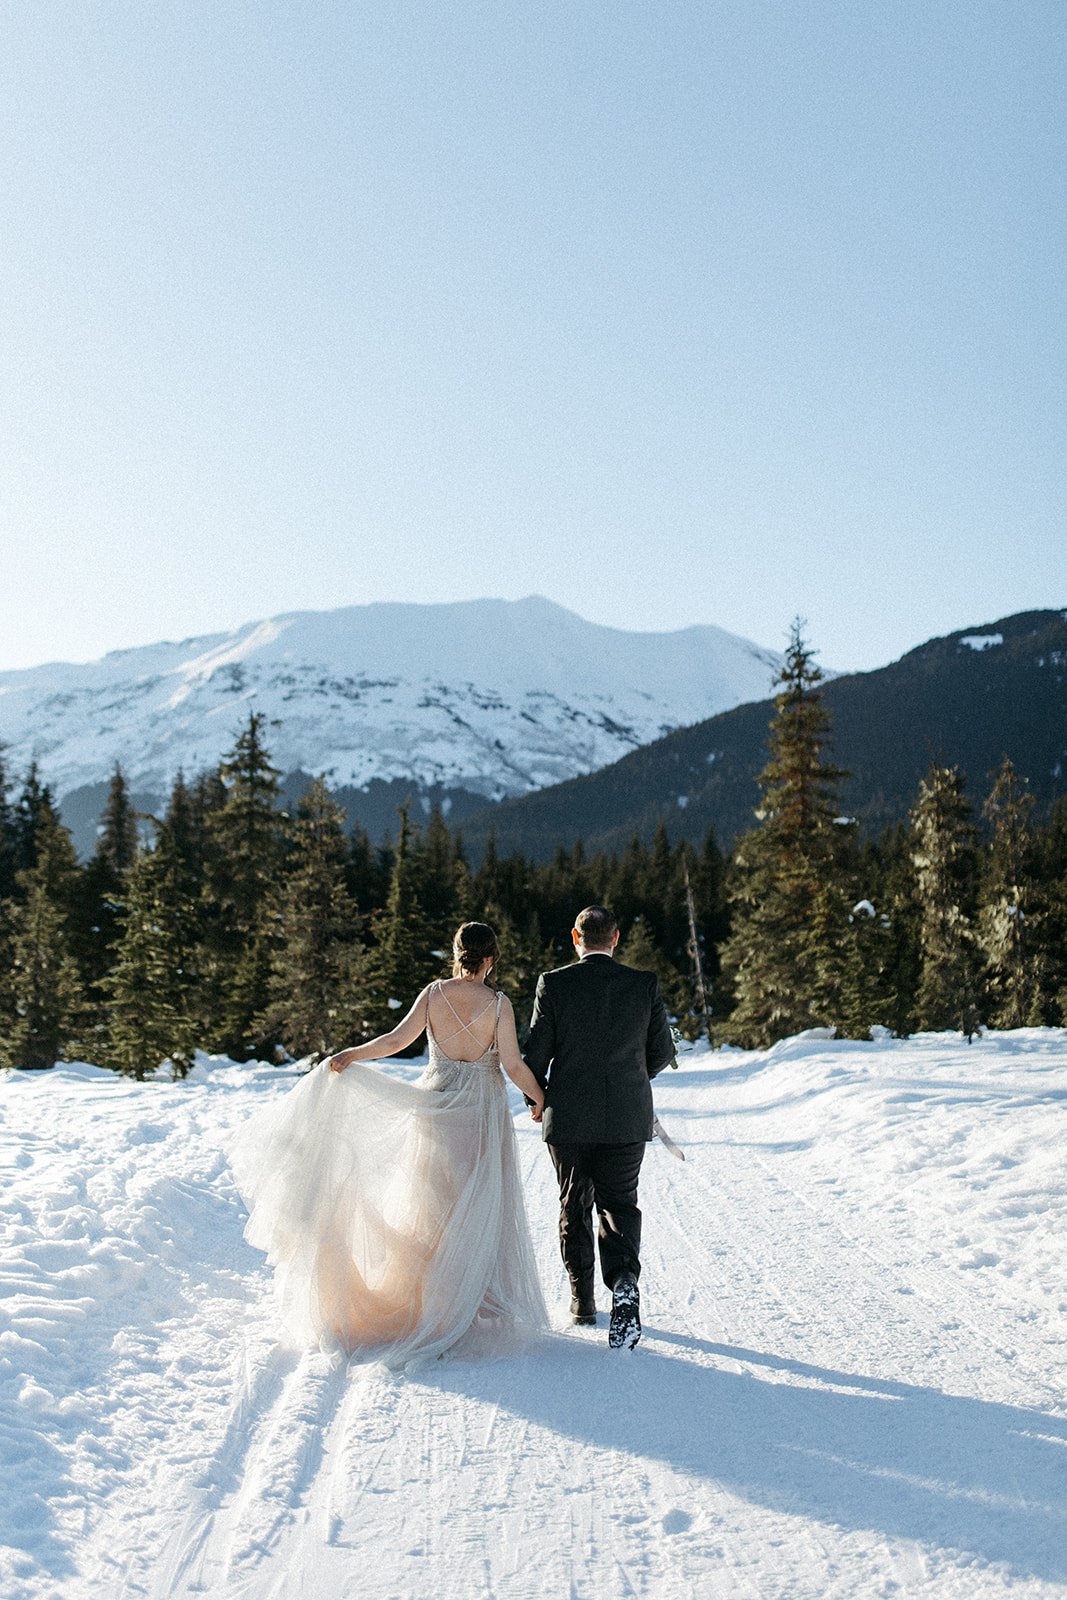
431;980;497;1050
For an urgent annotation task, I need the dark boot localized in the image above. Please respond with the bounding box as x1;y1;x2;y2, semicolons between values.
569;1273;597;1326
608;1272;640;1350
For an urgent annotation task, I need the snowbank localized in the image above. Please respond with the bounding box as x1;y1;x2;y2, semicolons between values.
2;1030;1065;1598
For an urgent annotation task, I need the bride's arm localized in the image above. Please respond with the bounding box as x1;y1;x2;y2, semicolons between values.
496;997;545;1120
327;987;431;1072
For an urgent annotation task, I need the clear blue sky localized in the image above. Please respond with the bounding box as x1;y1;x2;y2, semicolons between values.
1;1;1063;674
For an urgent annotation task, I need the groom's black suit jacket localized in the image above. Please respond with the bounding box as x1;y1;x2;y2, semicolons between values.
524;955;675;1145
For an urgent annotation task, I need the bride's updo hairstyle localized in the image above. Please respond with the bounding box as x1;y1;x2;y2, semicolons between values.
452;921;500;981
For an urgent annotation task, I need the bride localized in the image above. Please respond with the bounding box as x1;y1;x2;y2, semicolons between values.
229;922;549;1369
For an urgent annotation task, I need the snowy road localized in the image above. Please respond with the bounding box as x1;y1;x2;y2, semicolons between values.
2;1032;1065;1599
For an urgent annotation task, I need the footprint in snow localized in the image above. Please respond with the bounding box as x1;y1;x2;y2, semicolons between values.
662;1510;693;1535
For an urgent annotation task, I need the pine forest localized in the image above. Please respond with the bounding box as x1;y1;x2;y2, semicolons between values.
2;624;1065;1077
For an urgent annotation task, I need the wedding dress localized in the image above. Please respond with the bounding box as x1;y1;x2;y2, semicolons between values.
229;984;548;1369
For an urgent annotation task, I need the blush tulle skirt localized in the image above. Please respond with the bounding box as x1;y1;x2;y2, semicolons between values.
228;1052;548;1370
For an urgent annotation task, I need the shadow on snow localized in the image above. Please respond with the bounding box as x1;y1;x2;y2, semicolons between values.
417;1329;1067;1584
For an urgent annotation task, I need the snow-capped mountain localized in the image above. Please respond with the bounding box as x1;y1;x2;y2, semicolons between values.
0;597;782;829
456;607;1067;862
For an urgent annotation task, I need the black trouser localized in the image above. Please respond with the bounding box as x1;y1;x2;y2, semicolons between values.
548;1141;645;1292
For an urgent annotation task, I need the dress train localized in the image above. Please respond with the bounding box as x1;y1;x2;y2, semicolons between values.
229;987;547;1369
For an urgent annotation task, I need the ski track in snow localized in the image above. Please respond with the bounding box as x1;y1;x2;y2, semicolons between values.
2;1033;1066;1599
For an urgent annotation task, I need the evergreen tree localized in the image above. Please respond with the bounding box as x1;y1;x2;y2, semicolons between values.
608;835;647;933
103;827;199;1081
641;823;675;944
449;831;475;925
134;771;214;1049
191;767;228;862
184;768;227;1028
633;827;691;971
258;777;363;1057
619;914;685;1019
66;853;126;1064
0;753;16;1044
347;822;390;916
0;745;18;901
416;803;464;948
692;828;729;973
473;830;500;910
910;763;980;1037
667;830;732;1036
480;902;553;1037
977;757;1040;1028
163;772;207;894
68;773;144;1047
867;824;923;1036
835;895;894;1038
96;764;139;872
717;622;848;1047
1029;797;1067;1023
204;713;288;1058
12;762;60;879
361;804;436;1049
2;812;81;1069
210;714;285;927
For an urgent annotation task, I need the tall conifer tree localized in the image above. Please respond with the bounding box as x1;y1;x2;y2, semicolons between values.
258;776;363;1057
1029;797;1067;1023
71;772;141;1046
910;763;980;1037
347;822;389;916
104;824;199;1080
473;830;500;909
205;713;288;1057
191;768;228;860
96;764;139;872
692;829;729;967
449;831;474;926
12;762;59;879
718;621;847;1047
609;835;647;934
3;812;80;1069
0;752;16;1021
416;804;464;948
866;824;923;1036
978;757;1039;1027
834;895;894;1037
162;772;206;896
619;913;685;1018
0;745;17;901
477;901;553;1035
362;804;435;1048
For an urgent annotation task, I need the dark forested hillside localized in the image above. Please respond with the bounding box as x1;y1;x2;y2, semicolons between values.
455;610;1067;862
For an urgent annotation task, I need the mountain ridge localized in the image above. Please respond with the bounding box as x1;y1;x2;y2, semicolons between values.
0;596;785;852
450;608;1067;861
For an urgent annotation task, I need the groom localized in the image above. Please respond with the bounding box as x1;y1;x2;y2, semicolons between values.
523;906;675;1349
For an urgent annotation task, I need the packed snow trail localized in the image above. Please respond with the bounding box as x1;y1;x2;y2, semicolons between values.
2;1032;1065;1599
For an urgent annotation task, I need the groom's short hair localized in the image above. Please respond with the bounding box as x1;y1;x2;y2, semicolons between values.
574;905;618;949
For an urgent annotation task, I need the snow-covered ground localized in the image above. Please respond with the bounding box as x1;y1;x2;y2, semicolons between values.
2;1029;1065;1599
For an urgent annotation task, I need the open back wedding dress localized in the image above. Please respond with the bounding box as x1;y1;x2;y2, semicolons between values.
229;984;547;1369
